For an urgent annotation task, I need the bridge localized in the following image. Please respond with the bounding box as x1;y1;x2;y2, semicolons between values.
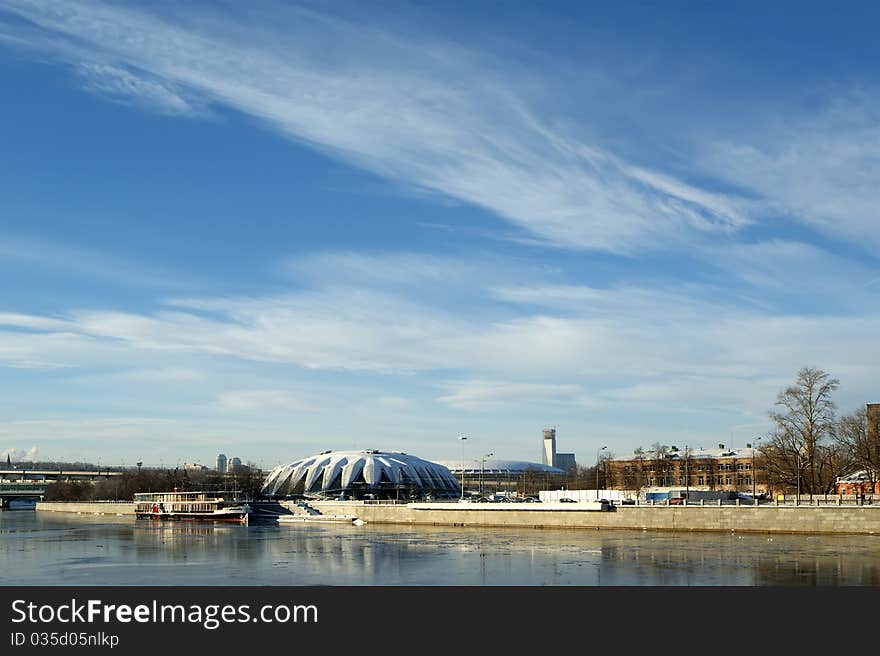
0;482;46;508
0;469;123;482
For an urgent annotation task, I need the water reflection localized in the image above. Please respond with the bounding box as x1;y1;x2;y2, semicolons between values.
2;511;879;586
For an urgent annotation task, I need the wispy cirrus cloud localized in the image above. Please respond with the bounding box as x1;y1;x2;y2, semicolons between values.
0;234;190;289
1;250;878;417
75;62;202;116
0;0;748;253
215;389;311;413
437;379;600;412
704;93;880;249
0;417;179;444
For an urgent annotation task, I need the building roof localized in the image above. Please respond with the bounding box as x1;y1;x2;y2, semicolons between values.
434;459;565;475
836;470;878;483
613;447;758;462
262;449;461;498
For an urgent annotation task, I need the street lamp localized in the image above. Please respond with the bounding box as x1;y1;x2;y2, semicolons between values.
684;445;690;500
458;436;468;500
596;446;607;500
748;438;761;498
480;453;493;497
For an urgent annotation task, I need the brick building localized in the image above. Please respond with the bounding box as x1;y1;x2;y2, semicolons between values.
605;445;768;496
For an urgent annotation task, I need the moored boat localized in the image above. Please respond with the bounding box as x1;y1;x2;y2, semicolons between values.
134;490;254;524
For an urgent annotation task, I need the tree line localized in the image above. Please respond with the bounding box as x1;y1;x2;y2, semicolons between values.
761;367;878;496
565;366;876;498
42;463;267;501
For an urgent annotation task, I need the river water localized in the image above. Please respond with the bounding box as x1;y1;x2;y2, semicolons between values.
2;510;879;586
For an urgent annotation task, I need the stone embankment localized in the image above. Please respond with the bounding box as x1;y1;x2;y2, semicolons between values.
34;500;880;535
300;501;880;535
36;501;134;515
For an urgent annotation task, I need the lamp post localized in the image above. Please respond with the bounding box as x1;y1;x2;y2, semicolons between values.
596;446;607;500
480;453;493;497
749;438;761;498
684;445;690;500
796;451;801;506
458;436;468;500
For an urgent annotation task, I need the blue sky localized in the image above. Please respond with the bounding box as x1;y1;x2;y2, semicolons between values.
1;1;878;470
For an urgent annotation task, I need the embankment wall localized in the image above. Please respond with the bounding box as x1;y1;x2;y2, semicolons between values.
36;501;134;515
34;500;880;535
302;501;880;535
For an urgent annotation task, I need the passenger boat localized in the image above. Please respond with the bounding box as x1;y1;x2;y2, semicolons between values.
134;490;253;524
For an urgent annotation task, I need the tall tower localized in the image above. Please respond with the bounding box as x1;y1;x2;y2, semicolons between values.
541;428;557;467
216;453;227;473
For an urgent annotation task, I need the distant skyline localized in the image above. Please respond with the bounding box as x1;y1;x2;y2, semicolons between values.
1;1;878;469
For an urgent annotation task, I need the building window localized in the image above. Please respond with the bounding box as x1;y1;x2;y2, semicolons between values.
737;464;743;471
745;464;751;470
725;464;732;471
698;477;704;485
726;477;732;485
745;477;751;485
698;465;704;471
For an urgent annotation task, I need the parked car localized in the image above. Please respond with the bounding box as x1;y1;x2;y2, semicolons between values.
620;498;636;505
558;497;577;503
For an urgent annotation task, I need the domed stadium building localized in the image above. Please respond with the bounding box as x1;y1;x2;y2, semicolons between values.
261;449;462;501
436;459;566;497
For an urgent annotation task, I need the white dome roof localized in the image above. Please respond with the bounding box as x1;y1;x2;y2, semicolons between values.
262;449;461;499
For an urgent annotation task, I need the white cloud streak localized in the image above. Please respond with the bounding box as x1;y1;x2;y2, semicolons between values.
75;62;201;115
705;94;880;249
437;379;599;412
215;389;311;413
0;0;748;253
0;234;189;289
1;250;877;417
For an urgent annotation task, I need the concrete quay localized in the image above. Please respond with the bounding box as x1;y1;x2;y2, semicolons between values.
32;500;880;535
36;501;134;515
301;501;880;536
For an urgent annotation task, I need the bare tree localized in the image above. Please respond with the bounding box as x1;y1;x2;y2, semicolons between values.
631;447;646;494
815;442;854;495
836;407;880;492
600;450;616;489
766;367;839;497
